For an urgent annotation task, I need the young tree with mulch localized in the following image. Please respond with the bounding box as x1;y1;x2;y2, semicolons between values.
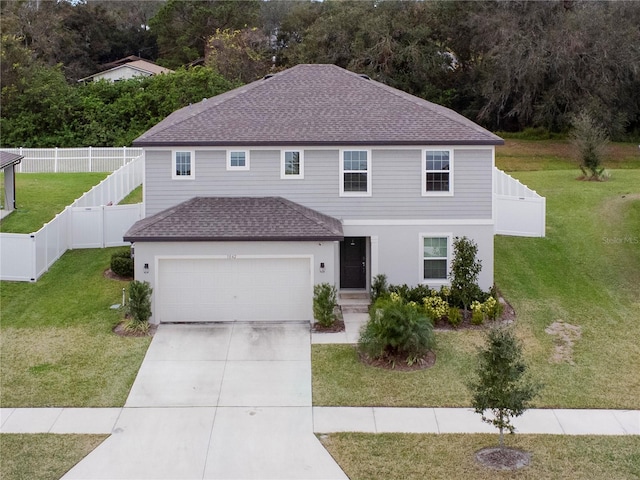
468;326;541;468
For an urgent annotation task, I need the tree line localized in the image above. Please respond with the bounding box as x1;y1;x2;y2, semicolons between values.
1;0;639;147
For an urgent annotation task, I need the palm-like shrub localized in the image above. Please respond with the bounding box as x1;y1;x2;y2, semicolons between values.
359;296;435;366
126;280;152;333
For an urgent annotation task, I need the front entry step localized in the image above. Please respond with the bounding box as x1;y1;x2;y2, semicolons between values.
338;291;370;314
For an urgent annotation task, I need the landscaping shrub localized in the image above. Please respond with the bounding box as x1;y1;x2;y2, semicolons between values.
359;296;435;366
126;280;152;333
313;283;337;328
570;110;609;180
110;249;133;278
370;274;389;303
388;283;432;303
423;291;449;321
470;301;485;325
447;306;463;328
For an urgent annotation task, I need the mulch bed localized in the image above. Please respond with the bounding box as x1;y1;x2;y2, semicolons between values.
475;446;531;470
359;350;436;371
113;320;156;338
312;319;346;333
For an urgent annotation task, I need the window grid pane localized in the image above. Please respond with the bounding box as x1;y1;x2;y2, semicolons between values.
285;151;300;175
175;152;191;176
424;259;447;279
230;152;246;167
344;173;368;192
426;172;449;191
424;237;447;258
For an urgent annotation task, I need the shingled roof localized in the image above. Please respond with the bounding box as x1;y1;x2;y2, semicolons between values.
133;64;503;147
0;151;23;170
123;197;344;242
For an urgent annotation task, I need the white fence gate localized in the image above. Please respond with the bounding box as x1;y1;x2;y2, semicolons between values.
0;153;144;282
494;167;546;237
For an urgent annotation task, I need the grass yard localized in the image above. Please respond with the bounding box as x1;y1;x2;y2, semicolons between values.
0;248;150;407
495;139;640;171
118;185;142;204
320;433;640;480
0;172;108;233
0;434;107;480
314;154;640;408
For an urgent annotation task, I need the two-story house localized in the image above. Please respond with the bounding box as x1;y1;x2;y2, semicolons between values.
125;64;505;324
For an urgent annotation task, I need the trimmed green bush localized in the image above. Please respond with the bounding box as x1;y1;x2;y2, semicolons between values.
447;306;463;328
388;284;432;303
110;249;133;278
313;283;337;327
359;296;435;366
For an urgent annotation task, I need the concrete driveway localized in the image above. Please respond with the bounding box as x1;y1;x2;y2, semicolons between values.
63;322;347;480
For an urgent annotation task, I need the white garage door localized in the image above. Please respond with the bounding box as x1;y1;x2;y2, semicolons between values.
157;257;312;322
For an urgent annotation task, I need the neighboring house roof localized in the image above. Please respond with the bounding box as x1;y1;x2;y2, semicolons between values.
133;63;503;147
123;197;344;242
78;59;173;82
0;151;23;169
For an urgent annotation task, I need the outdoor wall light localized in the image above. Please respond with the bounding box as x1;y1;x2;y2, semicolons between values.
320;262;325;273
143;263;149;274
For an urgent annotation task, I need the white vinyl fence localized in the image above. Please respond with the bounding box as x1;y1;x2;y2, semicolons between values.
0;147;142;172
0;154;144;282
494;167;546;237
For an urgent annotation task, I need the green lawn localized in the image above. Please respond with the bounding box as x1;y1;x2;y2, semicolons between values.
118;185;142;205
0;173;108;233
0;434;107;480
321;433;640;480
313;169;640;409
0;248;150;407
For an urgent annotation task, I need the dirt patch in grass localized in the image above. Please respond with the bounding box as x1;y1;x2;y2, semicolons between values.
103;268;132;281
475;446;531;470
545;321;582;365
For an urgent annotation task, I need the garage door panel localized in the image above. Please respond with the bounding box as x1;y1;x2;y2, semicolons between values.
158;257;312;322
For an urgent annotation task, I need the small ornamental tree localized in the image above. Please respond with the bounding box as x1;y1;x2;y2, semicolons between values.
570;111;610;180
450;236;482;312
468;326;542;448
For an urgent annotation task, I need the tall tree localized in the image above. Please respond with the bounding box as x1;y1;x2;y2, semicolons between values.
150;0;261;69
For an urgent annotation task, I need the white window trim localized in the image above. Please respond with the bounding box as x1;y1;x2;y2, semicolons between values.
172;150;195;180
280;150;305;179
418;233;452;286
422;148;454;196
340;149;372;197
227;150;250;171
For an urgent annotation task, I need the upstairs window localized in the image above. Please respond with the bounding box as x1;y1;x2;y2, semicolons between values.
340;150;371;196
227;150;249;170
172;151;194;179
281;150;304;178
423;150;453;195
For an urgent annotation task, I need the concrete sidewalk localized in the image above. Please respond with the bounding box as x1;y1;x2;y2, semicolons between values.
2;406;638;436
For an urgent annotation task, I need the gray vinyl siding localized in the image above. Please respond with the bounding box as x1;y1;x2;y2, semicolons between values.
144;147;493;219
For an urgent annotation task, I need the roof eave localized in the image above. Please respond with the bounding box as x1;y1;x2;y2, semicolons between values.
124;235;344;243
132;139;504;148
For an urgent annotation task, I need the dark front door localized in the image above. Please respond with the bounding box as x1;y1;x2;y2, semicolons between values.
340;237;367;289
